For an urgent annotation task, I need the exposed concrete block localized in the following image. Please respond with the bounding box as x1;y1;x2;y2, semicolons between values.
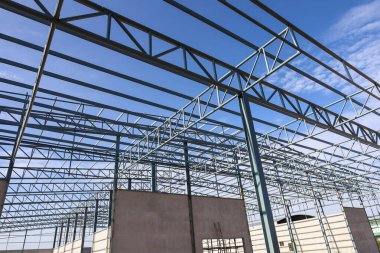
111;190;252;253
192;196;253;253
344;207;379;253
111;190;192;253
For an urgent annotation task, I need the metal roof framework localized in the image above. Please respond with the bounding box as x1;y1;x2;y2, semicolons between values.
0;0;379;251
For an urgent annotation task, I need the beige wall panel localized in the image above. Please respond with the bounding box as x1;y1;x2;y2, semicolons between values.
92;227;110;253
250;212;358;253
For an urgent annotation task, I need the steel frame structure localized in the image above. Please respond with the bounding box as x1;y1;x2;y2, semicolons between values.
0;0;379;252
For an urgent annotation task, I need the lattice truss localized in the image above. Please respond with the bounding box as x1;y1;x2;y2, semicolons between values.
0;0;379;236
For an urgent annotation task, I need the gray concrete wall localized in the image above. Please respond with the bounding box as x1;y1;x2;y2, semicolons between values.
111;190;252;253
192;196;253;253
344;207;379;253
111;190;192;253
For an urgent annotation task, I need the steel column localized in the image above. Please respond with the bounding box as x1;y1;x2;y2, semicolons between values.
279;186;298;253
238;93;279;253
53;226;58;248
234;152;244;199
94;199;99;233
21;229;27;252
151;162;157;192
275;162;298;252
73;213;78;241
184;141;196;253
308;175;332;253
58;222;64;247
80;207;88;253
109;135;120;252
108;190;113;227
65;217;70;244
128;178;132;190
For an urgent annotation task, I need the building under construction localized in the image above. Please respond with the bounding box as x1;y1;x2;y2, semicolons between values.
0;0;379;253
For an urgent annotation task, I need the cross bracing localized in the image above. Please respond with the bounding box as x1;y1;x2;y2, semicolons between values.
0;0;379;250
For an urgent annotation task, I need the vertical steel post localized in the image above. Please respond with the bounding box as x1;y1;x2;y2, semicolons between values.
238;93;279;253
81;207;88;253
275;162;298;252
58;222;64;247
94;199;99;233
151;162;157;192
308;174;332;253
65;217;70;244
53;226;58;249
234;152;244;200
113;135;120;195
279;186;298;253
73;213;78;241
21;229;28;252
108;190;113;227
109;135;120;226
128;178;132;190
336;192;358;253
318;198;338;250
214;173;220;197
109;135;120;252
184;141;196;253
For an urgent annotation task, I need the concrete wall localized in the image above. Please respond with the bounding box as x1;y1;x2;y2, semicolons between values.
344;207;379;253
111;190;192;253
111;190;252;253
192;196;253;253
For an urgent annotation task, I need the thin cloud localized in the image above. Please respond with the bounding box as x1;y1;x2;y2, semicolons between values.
327;0;380;42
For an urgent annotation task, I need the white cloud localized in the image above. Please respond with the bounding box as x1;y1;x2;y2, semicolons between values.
278;0;380;98
268;0;380;163
327;0;380;42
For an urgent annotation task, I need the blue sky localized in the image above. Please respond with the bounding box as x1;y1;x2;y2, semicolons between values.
1;0;378;117
0;0;379;180
1;0;380;249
